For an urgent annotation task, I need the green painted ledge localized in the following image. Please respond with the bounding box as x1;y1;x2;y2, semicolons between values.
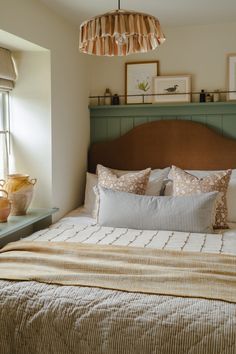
90;102;236;142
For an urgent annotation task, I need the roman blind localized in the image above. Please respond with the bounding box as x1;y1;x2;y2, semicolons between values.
0;47;17;91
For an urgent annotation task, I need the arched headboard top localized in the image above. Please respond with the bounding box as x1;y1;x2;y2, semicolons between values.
88;120;236;173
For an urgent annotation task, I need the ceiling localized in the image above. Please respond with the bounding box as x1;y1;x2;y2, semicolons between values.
40;0;236;28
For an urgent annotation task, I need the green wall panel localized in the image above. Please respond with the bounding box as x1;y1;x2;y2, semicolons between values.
192;115;207;124
206;115;222;135
223;115;236;138
134;117;148;126
107;118;120;140
162;116;177;120
90;102;236;143
148;116;162;122
92;118;107;143
176;116;191;121
90;119;96;143
120;117;134;135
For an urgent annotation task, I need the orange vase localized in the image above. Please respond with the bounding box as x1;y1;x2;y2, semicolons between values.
0;174;37;216
0;189;11;222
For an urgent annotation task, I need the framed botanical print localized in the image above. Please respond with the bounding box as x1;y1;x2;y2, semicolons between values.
125;61;159;104
153;75;191;103
227;54;236;101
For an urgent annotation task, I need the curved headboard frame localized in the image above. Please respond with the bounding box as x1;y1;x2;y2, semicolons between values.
88;120;236;173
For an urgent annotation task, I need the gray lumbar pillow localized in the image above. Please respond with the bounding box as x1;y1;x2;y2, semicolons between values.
97;186;218;233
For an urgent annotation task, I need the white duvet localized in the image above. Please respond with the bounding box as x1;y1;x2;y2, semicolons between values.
0;207;236;354
28;207;236;256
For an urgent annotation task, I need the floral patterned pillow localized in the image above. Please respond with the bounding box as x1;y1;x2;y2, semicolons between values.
97;164;151;195
172;166;232;229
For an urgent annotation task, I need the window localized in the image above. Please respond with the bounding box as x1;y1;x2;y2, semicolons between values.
0;92;9;179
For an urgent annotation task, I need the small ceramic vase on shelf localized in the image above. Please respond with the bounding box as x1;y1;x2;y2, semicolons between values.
206;93;212;102
0;174;37;216
0;190;11;222
213;90;220;102
104;88;112;105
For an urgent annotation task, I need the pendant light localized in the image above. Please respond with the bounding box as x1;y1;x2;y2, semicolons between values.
79;0;165;56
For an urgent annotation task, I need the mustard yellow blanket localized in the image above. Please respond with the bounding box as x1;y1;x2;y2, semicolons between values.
0;241;235;303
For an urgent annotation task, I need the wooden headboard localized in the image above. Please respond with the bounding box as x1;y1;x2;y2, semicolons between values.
88;120;236;173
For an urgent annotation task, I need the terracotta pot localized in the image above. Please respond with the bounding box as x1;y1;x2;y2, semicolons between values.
0;174;37;216
0;189;11;222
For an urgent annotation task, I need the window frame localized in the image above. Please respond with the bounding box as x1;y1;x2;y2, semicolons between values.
0;91;10;177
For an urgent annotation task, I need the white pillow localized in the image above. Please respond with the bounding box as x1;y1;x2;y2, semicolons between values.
147;168;171;195
84;167;170;215
84;172;98;215
227;174;236;222
165;169;236;223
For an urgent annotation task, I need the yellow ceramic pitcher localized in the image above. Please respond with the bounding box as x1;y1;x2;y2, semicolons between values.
0;174;37;215
0;189;11;222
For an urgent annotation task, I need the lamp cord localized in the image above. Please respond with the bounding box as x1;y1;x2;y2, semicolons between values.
118;0;120;10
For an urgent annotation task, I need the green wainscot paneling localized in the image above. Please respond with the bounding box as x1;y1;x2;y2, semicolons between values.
90;102;236;143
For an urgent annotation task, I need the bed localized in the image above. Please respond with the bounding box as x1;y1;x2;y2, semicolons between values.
0;120;236;354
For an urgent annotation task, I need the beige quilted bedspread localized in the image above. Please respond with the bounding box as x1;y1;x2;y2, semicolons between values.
0;219;236;354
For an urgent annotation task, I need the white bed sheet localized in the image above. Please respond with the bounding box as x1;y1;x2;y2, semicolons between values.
64;206;95;224
27;206;236;256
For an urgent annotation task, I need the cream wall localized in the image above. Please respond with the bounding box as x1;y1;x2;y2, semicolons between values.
10;51;52;208
0;0;89;219
89;22;236;102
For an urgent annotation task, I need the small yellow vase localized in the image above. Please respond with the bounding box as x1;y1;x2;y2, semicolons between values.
0;174;37;216
0;190;11;222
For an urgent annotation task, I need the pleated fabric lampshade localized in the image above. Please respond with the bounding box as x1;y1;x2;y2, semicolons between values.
79;8;165;56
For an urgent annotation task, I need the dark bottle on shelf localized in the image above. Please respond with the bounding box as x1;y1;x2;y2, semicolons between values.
112;94;120;105
199;89;206;103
